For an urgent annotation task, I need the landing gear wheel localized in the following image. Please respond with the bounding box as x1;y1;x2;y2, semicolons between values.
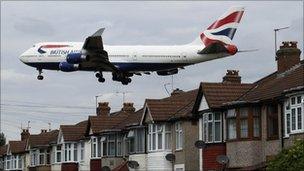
95;73;101;78
98;77;105;83
37;75;44;80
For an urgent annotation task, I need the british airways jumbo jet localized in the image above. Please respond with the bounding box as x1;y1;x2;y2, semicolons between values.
19;6;246;85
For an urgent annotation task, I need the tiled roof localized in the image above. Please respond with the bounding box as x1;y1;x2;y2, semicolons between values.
8;141;27;154
28;130;59;149
200;82;253;108
115;108;144;129
0;145;8;157
145;89;198;122
238;61;303;102
88;110;136;134
60;120;88;142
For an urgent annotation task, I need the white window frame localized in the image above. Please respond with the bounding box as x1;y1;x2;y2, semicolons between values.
91;137;100;158
80;142;85;161
148;124;171;152
55;145;62;163
63;143;78;162
202;112;222;143
107;134;116;157
175;122;183;150
285;94;304;137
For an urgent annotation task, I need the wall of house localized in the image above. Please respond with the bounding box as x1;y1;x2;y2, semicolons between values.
78;140;91;171
147;151;172;170
128;154;147;171
24;153;30;171
51;163;61;171
226;104;282;168
203;143;226;171
101;157;125;170
29;165;51;171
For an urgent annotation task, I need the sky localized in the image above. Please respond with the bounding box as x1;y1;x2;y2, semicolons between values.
1;1;303;140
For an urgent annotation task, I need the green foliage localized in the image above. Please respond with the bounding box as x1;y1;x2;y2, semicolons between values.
0;132;5;146
267;140;304;171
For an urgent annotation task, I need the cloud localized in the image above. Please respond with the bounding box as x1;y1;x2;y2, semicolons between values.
14;17;55;36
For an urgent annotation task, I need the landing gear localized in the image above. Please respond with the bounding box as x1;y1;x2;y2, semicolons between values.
37;69;44;80
95;71;105;83
112;73;132;85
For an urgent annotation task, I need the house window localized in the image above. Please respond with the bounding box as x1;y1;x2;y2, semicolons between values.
176;122;183;150
165;125;171;150
102;137;107;156
240;108;249;138
117;135;123;156
203;112;222;143
135;129;145;152
91;137;101;158
39;149;45;165
80;142;85;161
18;155;22;169
108;134;116;156
56;146;62;163
73;143;78;161
285;94;304;136
227;109;237;140
30;150;38;166
267;104;279;139
64;143;72;161
148;124;171;152
253;107;261;138
6;156;11;170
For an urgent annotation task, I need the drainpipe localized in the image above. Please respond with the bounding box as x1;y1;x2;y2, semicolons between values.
280;102;284;150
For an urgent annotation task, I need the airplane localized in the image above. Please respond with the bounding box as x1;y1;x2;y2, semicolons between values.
19;6;245;85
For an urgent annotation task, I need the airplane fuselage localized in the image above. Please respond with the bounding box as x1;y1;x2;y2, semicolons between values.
20;42;229;73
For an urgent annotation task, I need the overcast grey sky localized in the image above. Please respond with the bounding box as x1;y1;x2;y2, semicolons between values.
1;1;303;140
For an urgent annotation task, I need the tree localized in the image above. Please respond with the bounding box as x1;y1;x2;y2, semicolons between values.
0;132;6;146
267;140;304;171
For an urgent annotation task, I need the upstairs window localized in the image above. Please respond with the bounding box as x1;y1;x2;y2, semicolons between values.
148;124;171;152
267;104;279;139
239;108;249;138
175;122;183;150
55;146;62;163
203;112;222;143
80;142;85;161
227;109;237;140
285;94;304;136
253;107;261;138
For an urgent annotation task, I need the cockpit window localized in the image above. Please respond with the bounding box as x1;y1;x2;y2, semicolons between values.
32;45;36;47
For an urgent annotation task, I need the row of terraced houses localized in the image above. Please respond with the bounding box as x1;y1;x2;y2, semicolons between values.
1;41;303;171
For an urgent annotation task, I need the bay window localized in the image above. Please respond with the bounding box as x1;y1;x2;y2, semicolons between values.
267;104;279;139
116;135;123;156
203;112;222;143
80;142;85;161
108;134;116;156
6;156;11;170
227;109;237;140
73;143;78;161
148;124;171;152
55;145;62;163
135;129;145;153
285;94;304;137
240;108;249;138
91;137;101;158
253;107;261;138
176;122;183;150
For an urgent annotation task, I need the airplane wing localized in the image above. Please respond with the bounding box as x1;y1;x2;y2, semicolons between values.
80;28;119;72
197;42;228;54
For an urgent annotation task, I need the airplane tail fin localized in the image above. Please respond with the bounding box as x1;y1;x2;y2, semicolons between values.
190;6;245;48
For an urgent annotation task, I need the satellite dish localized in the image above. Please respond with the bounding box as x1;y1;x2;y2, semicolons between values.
194;140;206;149
165;153;175;162
128;160;139;169
216;155;229;165
101;166;111;171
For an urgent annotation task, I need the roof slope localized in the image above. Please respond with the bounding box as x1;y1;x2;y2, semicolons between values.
239;62;303;102
115;108;144;129
201;82;253;108
0;145;8;157
145;89;198;121
28;130;59;149
60;120;88;141
8;141;27;154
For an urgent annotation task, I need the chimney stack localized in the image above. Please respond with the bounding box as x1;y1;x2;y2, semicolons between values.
276;41;301;73
171;88;184;96
97;102;111;116
122;102;135;113
222;70;241;83
21;129;30;141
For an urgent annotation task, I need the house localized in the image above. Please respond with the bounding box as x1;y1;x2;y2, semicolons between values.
53;120;89;171
86;102;139;171
141;89;199;171
192;70;253;171
27;129;59;171
222;41;303;170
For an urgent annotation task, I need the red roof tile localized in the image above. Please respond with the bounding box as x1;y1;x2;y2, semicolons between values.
0;145;8;157
28;130;59;149
60;120;88;142
8;141;27;154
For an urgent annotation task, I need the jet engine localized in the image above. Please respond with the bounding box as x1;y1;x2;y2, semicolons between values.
157;69;178;76
59;62;79;72
66;53;88;64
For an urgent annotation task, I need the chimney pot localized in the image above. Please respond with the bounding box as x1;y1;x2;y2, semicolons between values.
171;88;184;96
21;129;30;141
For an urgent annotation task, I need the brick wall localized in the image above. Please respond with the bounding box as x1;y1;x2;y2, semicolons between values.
90;159;102;171
61;162;78;171
203;143;226;171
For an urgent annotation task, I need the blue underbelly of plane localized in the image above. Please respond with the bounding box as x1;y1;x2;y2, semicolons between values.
24;62;188;72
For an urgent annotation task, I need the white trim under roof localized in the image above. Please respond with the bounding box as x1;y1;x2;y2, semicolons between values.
198;95;209;111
